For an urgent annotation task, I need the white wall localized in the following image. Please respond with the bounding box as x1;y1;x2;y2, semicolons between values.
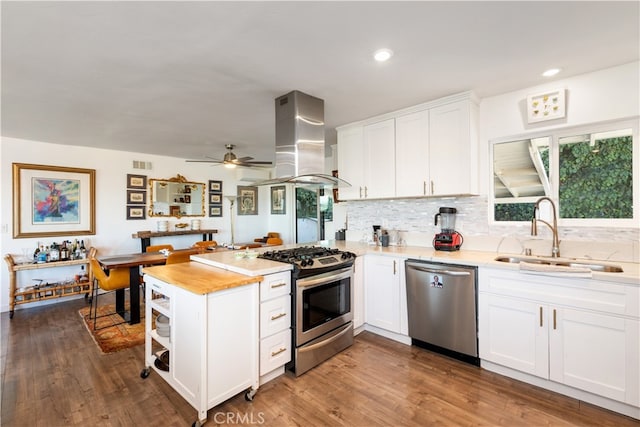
0;137;285;312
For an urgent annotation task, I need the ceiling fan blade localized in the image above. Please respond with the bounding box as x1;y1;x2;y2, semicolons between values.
185;159;223;163
235;156;254;162
242;161;272;165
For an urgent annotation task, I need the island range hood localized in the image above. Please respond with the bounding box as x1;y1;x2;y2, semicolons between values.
256;90;350;187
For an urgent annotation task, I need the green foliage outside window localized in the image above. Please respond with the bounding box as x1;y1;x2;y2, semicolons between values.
559;136;632;218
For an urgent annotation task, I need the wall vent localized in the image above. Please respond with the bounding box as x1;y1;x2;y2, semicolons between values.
133;160;152;170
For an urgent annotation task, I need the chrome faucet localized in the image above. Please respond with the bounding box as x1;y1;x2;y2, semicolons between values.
531;196;560;258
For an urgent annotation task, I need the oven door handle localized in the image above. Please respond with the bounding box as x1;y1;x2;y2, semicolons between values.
299;322;352;352
296;267;353;288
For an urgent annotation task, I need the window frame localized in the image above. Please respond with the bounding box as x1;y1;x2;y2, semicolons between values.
489;117;639;228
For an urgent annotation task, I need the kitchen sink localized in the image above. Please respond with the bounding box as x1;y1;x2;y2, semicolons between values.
494;256;624;273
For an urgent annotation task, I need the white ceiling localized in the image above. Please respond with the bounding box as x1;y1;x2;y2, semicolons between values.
2;1;638;164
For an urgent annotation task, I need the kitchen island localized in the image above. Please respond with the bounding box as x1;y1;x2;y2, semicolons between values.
141;255;292;426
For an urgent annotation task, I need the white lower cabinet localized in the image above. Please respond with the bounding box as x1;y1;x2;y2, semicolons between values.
144;275;259;425
364;255;405;334
259;271;292;383
479;267;639;416
353;256;365;331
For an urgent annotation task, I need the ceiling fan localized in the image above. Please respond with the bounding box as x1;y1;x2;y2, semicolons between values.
186;144;273;169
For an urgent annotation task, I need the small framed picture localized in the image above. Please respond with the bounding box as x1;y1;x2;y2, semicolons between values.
127;174;147;189
238;186;258;215
170;205;181;217
126;206;146;220
209;205;222;217
126;189;146;205
209;193;222;204
209;180;222;193
270;185;286;215
184;195;191;203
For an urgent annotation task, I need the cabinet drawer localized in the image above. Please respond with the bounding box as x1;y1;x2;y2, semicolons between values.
260;329;291;375
260;271;291;302
260;295;291;338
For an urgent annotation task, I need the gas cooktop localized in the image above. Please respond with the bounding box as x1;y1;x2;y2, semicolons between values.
259;246;355;276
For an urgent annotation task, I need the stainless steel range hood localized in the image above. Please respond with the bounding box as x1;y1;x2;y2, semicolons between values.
256;90;350;187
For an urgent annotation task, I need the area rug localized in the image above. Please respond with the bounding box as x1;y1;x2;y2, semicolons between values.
79;304;145;354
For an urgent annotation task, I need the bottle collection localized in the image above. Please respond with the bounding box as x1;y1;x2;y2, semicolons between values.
32;239;87;263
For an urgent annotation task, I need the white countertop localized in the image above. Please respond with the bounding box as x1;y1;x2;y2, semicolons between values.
189;241;639;285
191;250;292;276
330;241;640;285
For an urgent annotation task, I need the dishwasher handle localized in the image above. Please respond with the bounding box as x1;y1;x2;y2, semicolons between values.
407;265;471;277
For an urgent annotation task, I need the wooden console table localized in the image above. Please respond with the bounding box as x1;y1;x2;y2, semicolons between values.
132;229;218;252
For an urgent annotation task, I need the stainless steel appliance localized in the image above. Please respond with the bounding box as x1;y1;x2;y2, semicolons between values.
259;246;356;376
405;259;479;365
433;207;463;251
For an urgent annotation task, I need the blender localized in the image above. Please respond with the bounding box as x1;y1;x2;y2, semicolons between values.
433;207;463;251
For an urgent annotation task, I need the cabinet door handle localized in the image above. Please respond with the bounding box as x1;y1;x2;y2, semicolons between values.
393;260;397;275
359;187;363;198
270;282;286;289
553;309;557;330
539;306;543;327
423;181;427;195
364;186;368;198
271;312;286;321
431;180;435;195
271;347;287;357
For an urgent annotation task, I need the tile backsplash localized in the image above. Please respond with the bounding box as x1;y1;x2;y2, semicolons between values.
340;196;639;263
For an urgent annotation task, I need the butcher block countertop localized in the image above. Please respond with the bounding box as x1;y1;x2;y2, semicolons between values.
143;261;262;295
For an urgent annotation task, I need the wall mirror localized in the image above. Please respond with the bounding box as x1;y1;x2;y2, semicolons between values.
149;174;205;218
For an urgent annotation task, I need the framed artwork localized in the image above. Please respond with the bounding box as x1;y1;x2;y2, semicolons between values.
209;205;222;217
209;193;222;204
526;88;566;123
270;185;286;215
126;206;146;220
127;174;147;189
237;186;258;215
12;163;96;238
184;195;191;203
126;189;146;205
170;205;181;216
209;180;222;193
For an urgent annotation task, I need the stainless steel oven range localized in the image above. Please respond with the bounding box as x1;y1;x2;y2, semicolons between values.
259;246;356;376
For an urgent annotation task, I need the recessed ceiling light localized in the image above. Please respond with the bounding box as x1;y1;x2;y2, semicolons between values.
542;68;561;77
374;48;393;62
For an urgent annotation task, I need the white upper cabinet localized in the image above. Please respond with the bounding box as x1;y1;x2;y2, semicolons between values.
364;119;396;199
429;99;479;196
337;125;365;200
336;92;478;200
395;110;430;197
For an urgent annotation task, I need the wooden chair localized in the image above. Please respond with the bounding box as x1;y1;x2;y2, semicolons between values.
166;248;202;265
191;240;218;249
89;257;130;330
266;237;283;245
145;244;174;253
237;243;262;250
254;232;280;243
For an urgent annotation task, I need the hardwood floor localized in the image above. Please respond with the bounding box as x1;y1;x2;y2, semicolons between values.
2;297;638;426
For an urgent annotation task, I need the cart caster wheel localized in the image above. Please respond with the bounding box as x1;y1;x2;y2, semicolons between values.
9;311;14;319
245;389;255;402
192;420;202;427
140;368;150;379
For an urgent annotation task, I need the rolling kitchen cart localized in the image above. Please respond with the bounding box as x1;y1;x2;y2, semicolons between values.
140;263;260;427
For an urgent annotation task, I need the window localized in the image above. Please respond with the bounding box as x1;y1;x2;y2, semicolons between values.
491;119;638;226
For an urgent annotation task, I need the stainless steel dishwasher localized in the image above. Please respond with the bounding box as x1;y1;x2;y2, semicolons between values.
405;259;478;365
